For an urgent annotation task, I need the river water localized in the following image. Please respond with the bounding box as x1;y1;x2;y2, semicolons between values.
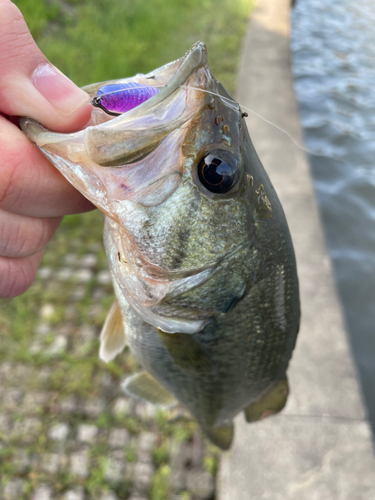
291;0;375;429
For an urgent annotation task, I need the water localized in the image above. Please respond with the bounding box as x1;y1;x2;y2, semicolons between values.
291;0;375;429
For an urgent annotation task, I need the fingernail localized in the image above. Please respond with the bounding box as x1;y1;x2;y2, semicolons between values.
32;63;89;116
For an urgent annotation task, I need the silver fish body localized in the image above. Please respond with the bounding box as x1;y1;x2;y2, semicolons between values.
21;42;300;449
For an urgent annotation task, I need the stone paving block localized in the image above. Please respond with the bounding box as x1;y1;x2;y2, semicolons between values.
65;305;78;321
38;267;53;279
34;323;51;337
88;304;103;320
99;372;113;389
80;325;97;342
169;441;192;469
60;396;78;414
133;461;154;491
12;418;42;443
45;335;68;357
64;253;79;266
3;388;24;409
186;470;214;500
112;397;133;418
49;422;70;441
87;241;102;253
74;269;93;283
40;304;56;320
64;487;85;500
80;254;98;268
77;424;98;443
92;287;105;300
38;367;52;383
2;479;25;500
99;492;120;500
70;449;89;478
0;361;13;380
169;468;187;492
137;432;157;463
12;364;32;383
22;392;49;413
0;413;12;433
72;286;86;301
56;268;74;281
31;484;52;500
56;324;75;337
134;402;156;421
104;450;126;485
13;449;31;473
97;270;112;285
108;428;130;449
138;432;158;454
83;398;105;418
40;453;60;474
59;454;69;470
30;340;44;355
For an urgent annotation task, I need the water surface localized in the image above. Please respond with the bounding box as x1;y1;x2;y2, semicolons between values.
291;0;375;428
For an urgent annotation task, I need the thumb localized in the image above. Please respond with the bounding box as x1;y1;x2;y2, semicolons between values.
0;0;92;132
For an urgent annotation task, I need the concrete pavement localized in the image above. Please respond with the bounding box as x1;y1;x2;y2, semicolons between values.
218;0;375;498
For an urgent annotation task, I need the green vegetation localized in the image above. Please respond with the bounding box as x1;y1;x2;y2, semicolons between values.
149;464;171;500
14;0;252;93
152;442;169;466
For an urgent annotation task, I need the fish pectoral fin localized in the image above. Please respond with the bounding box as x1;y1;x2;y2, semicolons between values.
203;422;234;451
99;300;127;363
244;378;289;423
122;371;177;408
157;329;213;373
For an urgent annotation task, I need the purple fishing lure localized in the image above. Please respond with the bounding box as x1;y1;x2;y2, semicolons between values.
92;82;159;116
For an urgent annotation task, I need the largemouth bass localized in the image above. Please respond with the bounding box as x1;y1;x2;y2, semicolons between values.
21;42;300;450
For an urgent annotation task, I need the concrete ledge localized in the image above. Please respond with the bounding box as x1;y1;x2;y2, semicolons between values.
218;0;375;498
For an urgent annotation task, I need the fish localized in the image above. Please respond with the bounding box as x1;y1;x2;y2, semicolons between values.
20;42;300;450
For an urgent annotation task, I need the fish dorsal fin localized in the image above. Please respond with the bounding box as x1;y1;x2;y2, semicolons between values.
99;300;127;363
122;371;177;408
203;422;234;450
244;378;289;422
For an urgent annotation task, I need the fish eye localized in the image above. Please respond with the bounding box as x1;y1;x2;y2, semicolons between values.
197;151;239;194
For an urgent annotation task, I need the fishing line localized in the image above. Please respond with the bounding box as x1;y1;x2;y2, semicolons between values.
89;83;352;168
182;85;353;168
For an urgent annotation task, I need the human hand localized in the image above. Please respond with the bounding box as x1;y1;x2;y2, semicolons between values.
0;0;94;298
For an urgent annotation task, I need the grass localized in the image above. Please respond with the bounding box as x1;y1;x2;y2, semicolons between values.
14;0;252;93
149;464;171;500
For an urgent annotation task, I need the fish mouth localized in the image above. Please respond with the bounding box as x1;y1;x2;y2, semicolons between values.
20;42;212;210
83;41;208;122
20;41;209;166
